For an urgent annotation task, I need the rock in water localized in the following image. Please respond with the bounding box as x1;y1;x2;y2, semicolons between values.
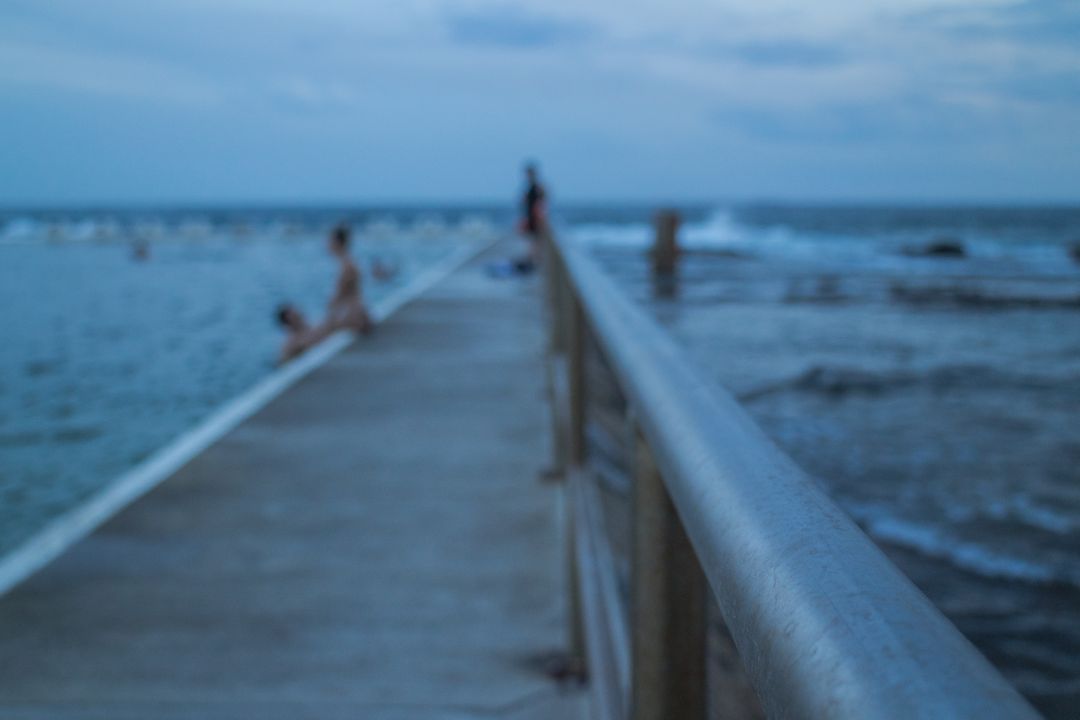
924;237;967;258
902;236;966;259
1069;243;1080;264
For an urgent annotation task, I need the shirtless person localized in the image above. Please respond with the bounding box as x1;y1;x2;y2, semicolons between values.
326;224;373;334
276;304;331;365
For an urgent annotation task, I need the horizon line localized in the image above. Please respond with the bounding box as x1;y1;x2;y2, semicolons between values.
2;196;1080;212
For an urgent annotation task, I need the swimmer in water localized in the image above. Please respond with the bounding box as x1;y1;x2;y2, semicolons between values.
371;256;399;282
276;304;331;365
326;224;373;334
131;238;150;261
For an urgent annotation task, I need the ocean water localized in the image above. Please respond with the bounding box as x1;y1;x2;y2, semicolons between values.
3;203;1079;715
0;208;498;558
571;204;1080;717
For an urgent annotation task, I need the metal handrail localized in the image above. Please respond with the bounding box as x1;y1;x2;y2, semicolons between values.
547;231;1038;719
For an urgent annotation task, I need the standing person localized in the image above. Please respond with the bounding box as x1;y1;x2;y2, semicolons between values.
519;162;548;270
326;223;373;334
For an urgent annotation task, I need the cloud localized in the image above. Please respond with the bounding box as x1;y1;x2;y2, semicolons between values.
730;39;846;68
999;70;1080;106
0;0;1077;202
444;6;596;49
712;93;981;146
269;76;362;111
911;0;1080;48
0;37;221;105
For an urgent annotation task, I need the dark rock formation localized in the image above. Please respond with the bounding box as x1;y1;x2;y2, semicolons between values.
902;236;966;259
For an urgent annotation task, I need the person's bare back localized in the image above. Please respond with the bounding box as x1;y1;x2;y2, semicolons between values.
326;224;373;334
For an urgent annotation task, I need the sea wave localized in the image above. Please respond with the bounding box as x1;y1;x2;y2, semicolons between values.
572;206;1080;277
889;283;1080;309
573;208;815;256
981;496;1080;536
845;501;1080;588
0;217;41;242
896;236;1077;266
738;363;1072;402
0;212;499;245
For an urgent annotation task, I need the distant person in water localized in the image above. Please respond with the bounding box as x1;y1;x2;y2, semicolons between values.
326;224;373;334
371;256;400;282
131;238;150;262
276;304;331;365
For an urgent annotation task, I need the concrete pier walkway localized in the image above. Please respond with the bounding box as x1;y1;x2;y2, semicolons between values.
0;244;586;719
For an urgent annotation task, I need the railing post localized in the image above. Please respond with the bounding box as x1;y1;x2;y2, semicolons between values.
565;478;586;670
545;251;569;476
652;210;680;298
566;277;587;466
652;209;680;276
561;248;588;668
546;232;567;355
631;425;707;720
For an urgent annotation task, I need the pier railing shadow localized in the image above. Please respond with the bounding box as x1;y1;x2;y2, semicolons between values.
542;229;1040;720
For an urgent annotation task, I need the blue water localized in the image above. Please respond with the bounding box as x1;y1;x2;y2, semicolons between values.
0;213;495;557
3;203;1080;715
571;204;1080;716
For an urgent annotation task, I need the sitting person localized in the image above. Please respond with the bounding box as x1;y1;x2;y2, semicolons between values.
326;224;373;333
276;304;331;365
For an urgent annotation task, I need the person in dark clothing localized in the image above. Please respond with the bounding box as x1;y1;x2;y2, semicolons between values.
522;163;547;235
516;163;548;272
485;162;551;278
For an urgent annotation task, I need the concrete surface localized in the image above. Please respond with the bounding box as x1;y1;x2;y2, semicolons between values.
0;244;587;719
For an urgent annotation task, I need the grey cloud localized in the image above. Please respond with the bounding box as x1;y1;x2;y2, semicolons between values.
730;40;847;68
907;0;1080;49
445;6;596;49
999;71;1080;105
711;95;980;146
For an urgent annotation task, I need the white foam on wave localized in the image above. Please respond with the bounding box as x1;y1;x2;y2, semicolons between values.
411;215;447;237
680;208;745;248
571;208;760;252
991;495;1078;535
844;500;1078;587
457;215;496;237
572;207;879;263
570;220;652;249
0;217;42;242
941;491;1080;538
570;207;1080;278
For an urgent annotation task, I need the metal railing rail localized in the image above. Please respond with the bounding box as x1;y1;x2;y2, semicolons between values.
543;230;1039;720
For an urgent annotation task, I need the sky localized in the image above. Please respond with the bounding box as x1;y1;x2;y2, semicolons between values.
1;0;1078;205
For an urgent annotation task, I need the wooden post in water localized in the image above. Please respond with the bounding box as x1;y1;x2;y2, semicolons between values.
652;210;681;297
631;425;707;720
